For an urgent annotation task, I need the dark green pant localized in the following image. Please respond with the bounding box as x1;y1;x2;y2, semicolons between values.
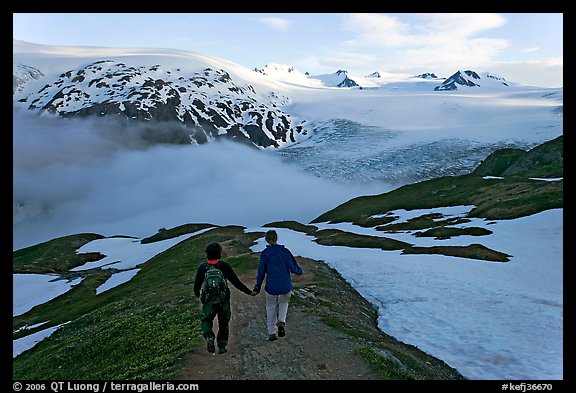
201;300;232;348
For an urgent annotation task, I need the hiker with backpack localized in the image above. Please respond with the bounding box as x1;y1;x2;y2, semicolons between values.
194;242;256;354
252;230;303;341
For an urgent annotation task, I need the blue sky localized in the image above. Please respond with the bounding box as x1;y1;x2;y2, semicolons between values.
13;13;563;87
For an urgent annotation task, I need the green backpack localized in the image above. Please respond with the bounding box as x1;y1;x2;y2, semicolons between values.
200;263;228;305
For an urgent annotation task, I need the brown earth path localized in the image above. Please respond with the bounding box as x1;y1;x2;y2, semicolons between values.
175;239;463;381
175;258;379;380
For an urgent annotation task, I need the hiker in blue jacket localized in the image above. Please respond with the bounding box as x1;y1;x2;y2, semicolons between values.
252;230;303;341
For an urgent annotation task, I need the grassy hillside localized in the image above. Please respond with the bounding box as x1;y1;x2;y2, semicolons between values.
473;135;563;178
313;136;563;226
307;136;562;262
312;174;562;225
13;223;464;380
13;233;106;274
13;226;262;379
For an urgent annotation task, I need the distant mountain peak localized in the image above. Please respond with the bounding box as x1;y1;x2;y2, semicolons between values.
434;70;509;91
310;70;359;88
414;72;441;79
252;63;314;86
254;63;296;75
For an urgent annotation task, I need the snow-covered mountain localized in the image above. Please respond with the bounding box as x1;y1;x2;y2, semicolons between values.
253;63;317;86
414;72;442;80
14;58;309;149
309;69;359;88
13;63;44;94
434;70;510;91
16;60;309;148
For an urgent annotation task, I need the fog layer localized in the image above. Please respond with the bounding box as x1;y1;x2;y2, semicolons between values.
13;110;384;250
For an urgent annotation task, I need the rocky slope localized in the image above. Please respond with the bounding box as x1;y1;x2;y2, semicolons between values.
14;60;309;148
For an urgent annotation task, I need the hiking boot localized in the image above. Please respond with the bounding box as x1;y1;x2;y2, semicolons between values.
268;333;278;341
277;322;286;337
218;346;228;354
206;336;215;353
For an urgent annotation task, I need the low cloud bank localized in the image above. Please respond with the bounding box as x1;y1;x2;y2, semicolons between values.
13;110;379;250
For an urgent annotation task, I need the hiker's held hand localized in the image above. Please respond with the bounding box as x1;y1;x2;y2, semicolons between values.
250;290;259;296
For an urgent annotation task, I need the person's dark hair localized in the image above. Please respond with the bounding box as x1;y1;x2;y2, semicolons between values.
265;230;278;244
205;243;222;260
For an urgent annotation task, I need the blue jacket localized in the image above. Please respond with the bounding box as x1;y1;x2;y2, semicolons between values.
254;244;303;295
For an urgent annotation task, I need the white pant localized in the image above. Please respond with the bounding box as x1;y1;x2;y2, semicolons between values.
264;291;292;335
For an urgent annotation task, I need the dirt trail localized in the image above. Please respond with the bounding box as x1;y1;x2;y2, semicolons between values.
176;259;379;380
176;239;463;381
